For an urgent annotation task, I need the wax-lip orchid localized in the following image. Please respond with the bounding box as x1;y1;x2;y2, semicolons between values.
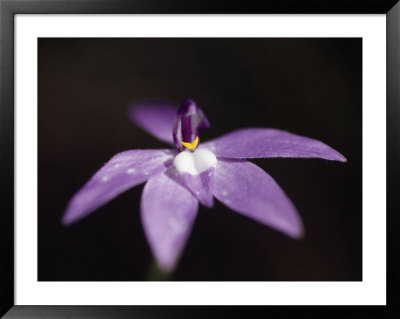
63;99;346;272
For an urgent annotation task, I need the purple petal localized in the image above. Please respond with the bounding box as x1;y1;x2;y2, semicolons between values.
173;99;210;151
167;167;215;208
213;159;304;238
129;101;178;144
201;128;346;161
62;149;174;225
141;173;199;272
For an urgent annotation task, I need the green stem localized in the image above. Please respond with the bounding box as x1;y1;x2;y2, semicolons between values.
145;258;172;281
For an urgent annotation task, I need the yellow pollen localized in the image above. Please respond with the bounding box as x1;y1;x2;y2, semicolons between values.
181;136;199;151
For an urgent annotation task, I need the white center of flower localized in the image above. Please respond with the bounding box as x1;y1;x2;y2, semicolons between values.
173;148;217;175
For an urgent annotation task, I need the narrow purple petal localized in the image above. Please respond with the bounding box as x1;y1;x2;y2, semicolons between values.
166;167;215;208
129;101;178;144
201;128;346;161
62;149;174;225
141;173;199;272
213;159;304;238
173;99;210;151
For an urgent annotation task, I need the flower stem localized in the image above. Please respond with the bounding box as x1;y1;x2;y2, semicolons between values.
145;259;172;281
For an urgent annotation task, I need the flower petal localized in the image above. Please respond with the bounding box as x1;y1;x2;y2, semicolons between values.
213;159;304;238
167;167;215;208
129;101;178;144
141;173;199;272
63;149;174;225
201;128;346;161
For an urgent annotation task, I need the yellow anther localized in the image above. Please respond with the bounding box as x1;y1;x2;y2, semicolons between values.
181;136;199;151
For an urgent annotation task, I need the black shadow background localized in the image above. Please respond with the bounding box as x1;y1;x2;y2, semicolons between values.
38;38;361;281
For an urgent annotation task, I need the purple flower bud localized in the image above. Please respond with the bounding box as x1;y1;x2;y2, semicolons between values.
173;99;210;151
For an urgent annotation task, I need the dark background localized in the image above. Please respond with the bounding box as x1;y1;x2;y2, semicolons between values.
38;38;361;281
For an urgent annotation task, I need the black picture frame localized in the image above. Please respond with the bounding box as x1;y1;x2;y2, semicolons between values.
1;0;399;318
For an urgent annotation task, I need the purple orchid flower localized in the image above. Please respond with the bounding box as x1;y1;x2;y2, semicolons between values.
63;99;346;272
